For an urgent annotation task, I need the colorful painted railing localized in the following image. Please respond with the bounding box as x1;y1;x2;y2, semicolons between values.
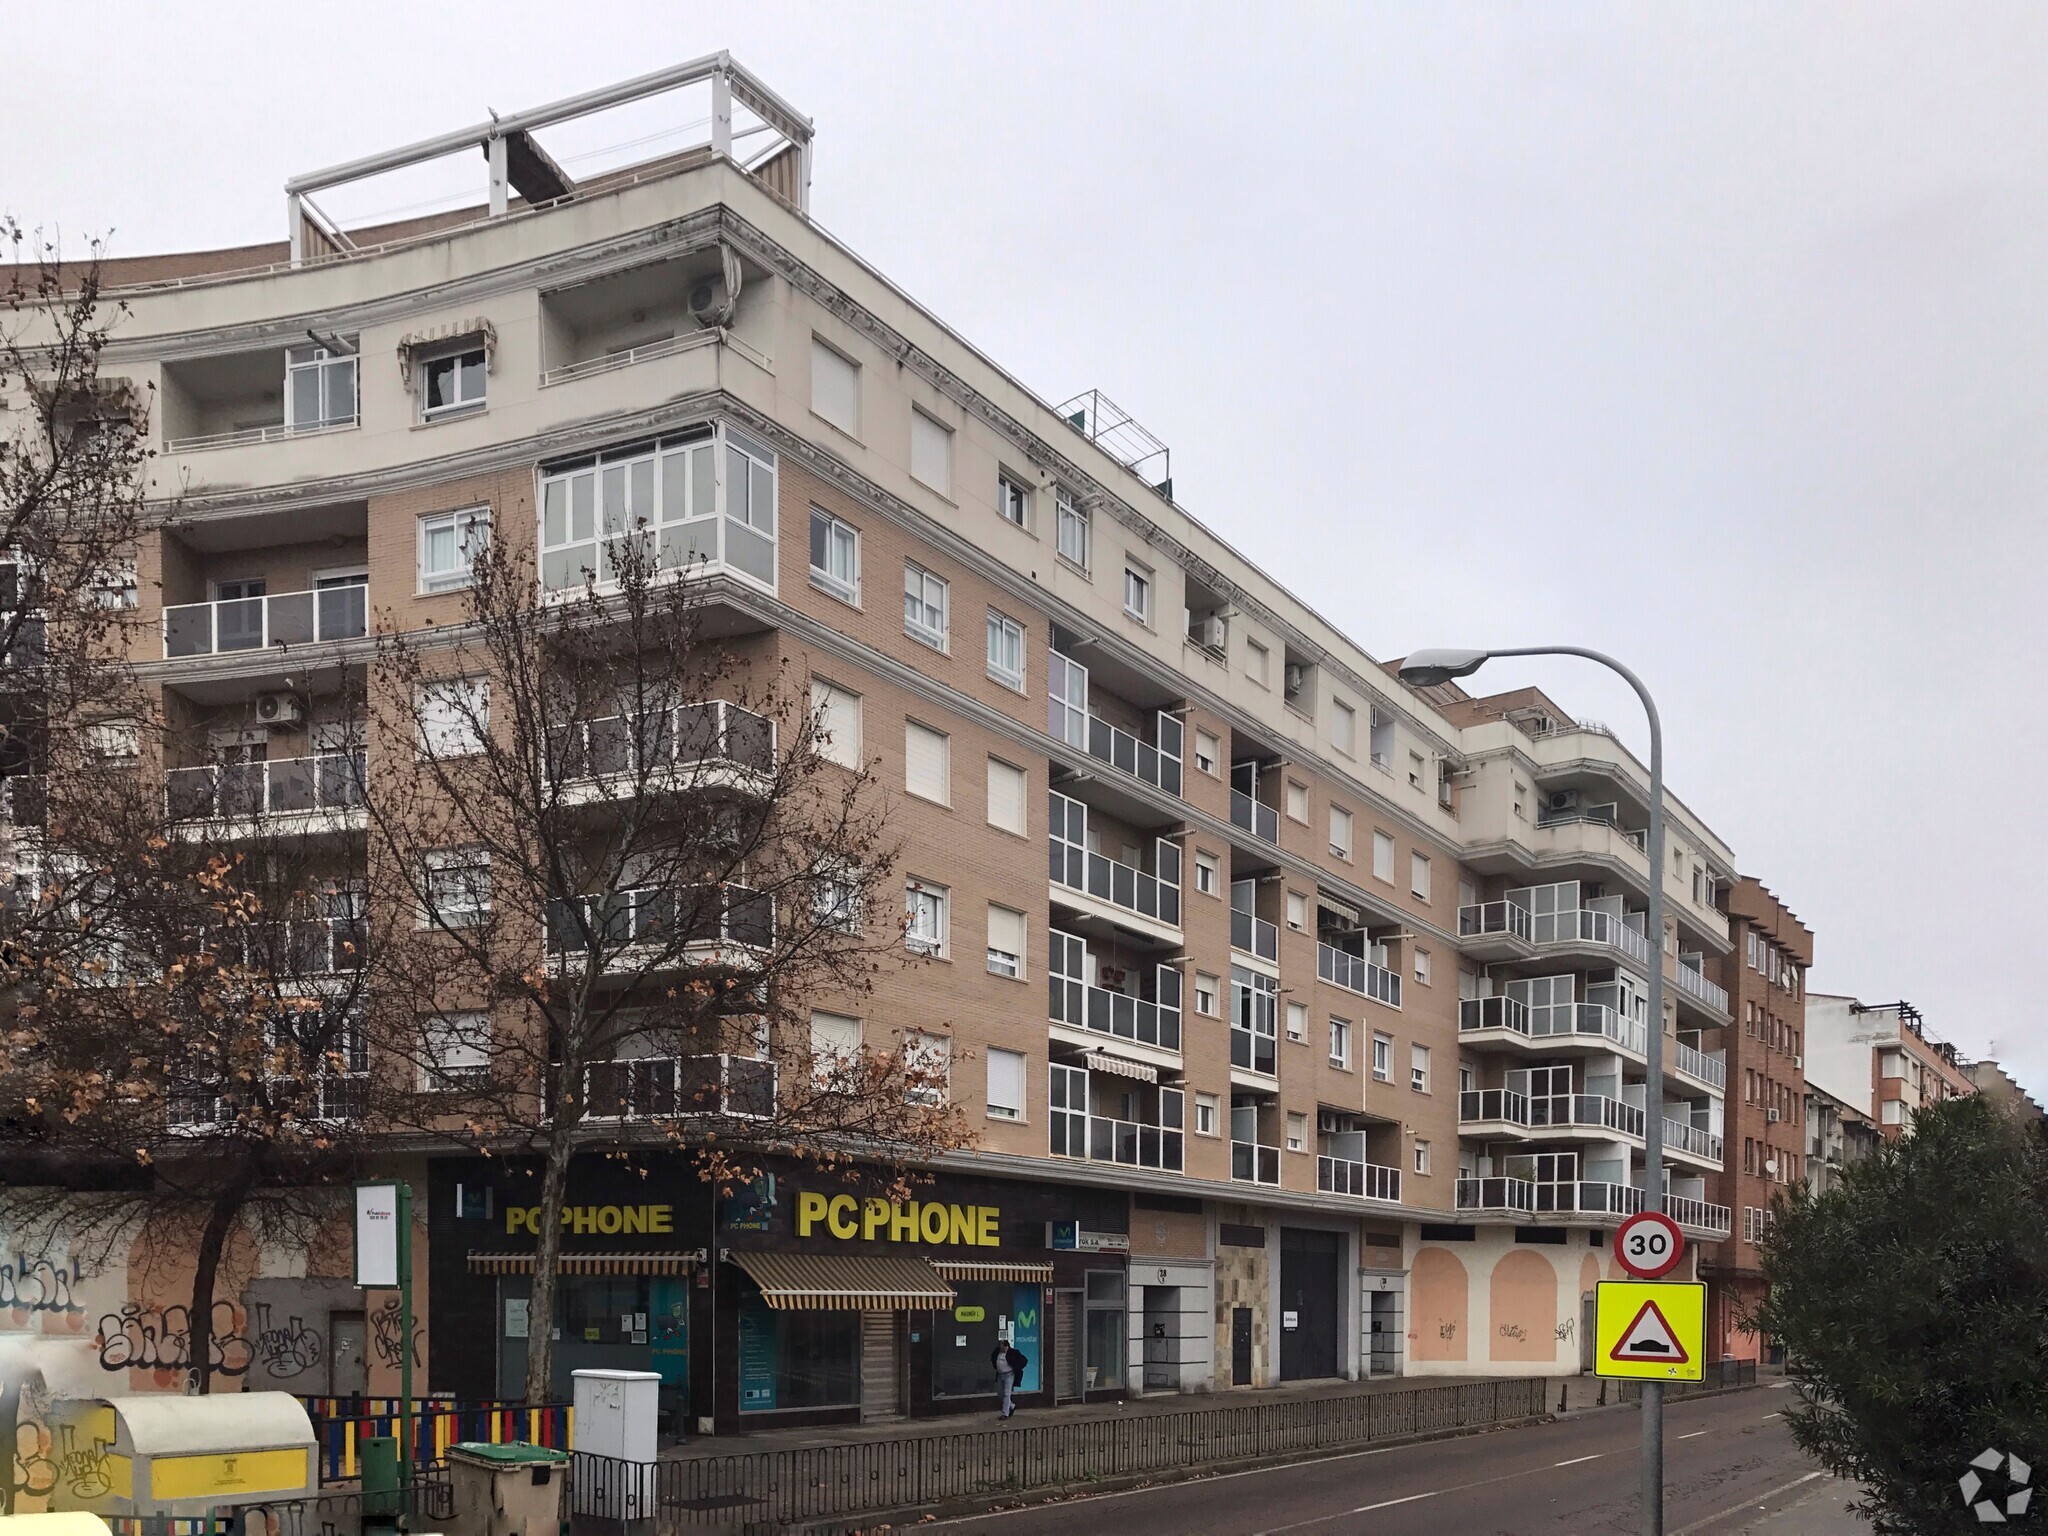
301;1399;572;1484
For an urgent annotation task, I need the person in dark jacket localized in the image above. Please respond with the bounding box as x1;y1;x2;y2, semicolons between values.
991;1338;1028;1418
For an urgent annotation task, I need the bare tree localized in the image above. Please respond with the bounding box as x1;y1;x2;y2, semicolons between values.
364;535;971;1402
0;229;378;1392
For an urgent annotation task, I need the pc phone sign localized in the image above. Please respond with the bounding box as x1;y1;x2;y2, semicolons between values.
1595;1280;1705;1382
1613;1210;1686;1280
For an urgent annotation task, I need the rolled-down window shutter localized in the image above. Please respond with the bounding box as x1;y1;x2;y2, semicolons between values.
987;758;1026;833
905;721;950;802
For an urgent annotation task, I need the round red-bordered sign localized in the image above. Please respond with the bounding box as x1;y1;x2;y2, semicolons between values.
1614;1211;1686;1279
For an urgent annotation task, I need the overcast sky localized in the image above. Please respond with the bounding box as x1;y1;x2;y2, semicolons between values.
10;2;2043;1093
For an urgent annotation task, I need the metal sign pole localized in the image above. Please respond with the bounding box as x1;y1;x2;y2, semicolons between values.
398;1180;415;1519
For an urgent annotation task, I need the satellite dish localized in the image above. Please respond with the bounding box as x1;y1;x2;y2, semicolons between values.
1764;1158;1779;1175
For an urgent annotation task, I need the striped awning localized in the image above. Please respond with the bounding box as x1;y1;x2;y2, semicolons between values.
1083;1050;1159;1084
468;1251;697;1276
731;1252;955;1311
932;1260;1054;1284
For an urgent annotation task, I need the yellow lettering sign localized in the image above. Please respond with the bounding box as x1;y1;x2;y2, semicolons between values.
795;1195;1001;1247
501;1204;674;1236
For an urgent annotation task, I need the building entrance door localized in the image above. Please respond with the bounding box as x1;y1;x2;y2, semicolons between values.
1054;1291;1084;1401
1230;1306;1253;1385
859;1311;902;1422
1366;1285;1404;1377
1279;1228;1341;1381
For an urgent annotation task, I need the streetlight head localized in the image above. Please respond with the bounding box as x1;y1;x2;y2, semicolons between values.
1398;648;1492;688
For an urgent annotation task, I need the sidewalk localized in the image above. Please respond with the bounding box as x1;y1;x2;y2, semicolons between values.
663;1371;1543;1460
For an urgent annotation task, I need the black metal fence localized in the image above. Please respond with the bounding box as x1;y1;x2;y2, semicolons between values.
572;1377;1549;1532
1614;1358;1758;1401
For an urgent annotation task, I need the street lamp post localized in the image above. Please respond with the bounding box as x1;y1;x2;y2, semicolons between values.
1399;646;1669;1536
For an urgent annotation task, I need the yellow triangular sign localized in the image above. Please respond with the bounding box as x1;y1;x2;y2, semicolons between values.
1610;1298;1690;1365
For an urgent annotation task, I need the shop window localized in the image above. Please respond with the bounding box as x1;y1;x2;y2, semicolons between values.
1084;1269;1126;1391
934;1281;1043;1398
736;1277;860;1412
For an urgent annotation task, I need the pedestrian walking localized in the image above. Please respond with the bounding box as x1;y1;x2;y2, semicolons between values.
992;1337;1028;1418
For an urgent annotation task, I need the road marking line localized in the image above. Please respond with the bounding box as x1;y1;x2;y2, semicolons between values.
1555;1454;1602;1466
1678;1430;1709;1439
1762;1411;1782;1419
1670;1471;1824;1536
1351;1491;1437;1513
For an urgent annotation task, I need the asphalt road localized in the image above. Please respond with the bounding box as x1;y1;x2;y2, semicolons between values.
928;1382;1865;1535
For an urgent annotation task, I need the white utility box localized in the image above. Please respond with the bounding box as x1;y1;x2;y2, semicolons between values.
570;1369;660;1463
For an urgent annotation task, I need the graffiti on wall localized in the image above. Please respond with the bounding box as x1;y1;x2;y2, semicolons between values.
251;1302;325;1379
53;1423;112;1502
369;1293;421;1370
0;1256;86;1327
94;1300;252;1381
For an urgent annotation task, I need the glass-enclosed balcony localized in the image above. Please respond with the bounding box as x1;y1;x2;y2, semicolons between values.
1048;930;1181;1052
1317;942;1400;1008
165;751;366;823
573;1053;777;1120
1048;790;1181;931
1047;651;1183;797
1048;1064;1184;1172
1317;1155;1401;1203
164;582;368;658
548;700;775;783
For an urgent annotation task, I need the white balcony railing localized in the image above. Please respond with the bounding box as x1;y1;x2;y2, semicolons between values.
1317;943;1401;1008
1662;1118;1724;1162
1231;1141;1280;1185
165;414;359;454
1673;1038;1727;1091
1673;960;1732;1014
165;751;366;822
163;584;368;658
1458;900;1532;944
1533;907;1655;968
1048;654;1184;798
548;700;775;783
1459;995;1529;1035
1049;792;1181;930
1458;1090;1645;1139
1460;996;1649;1058
1664;1192;1733;1234
1231;906;1279;963
1049;1109;1185;1173
1317;1155;1402;1202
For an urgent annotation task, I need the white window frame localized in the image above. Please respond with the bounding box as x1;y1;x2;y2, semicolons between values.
421;848;491;928
1194;972;1219;1017
1414;947;1432;985
810;678;862;768
1372;1032;1393;1083
1410;1043;1431;1094
906;879;949;957
1330;805;1353;859
986;610;1026;692
1194;850;1219;896
904;1030;951;1106
903;562;949;649
1285;1112;1308;1154
810;337;861;436
810;1011;862;1087
82;719;141;764
1193;730;1219;777
285;344;358;431
1286;1000;1308;1043
420;345;487;419
1056;491;1090;570
986;904;1027;979
986;756;1028;835
1246;638;1269;687
810;508;861;603
418;506;490;594
997;470;1031;528
1123;561;1152;623
417;677;488;758
1413;1138;1431;1175
904;719;951;805
1195;1092;1219;1137
1285;779;1308;822
421;1011;491;1090
986;1046;1026;1120
1285;890;1307;930
1411;851;1432;900
910;407;953;496
1332;698;1356;756
1330;1016;1352;1069
1372;831;1395;882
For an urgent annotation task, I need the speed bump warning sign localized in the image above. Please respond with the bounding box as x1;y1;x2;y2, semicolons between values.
1595;1280;1705;1381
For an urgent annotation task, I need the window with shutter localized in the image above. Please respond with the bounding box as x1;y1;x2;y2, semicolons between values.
810;1012;862;1086
905;721;950;804
811;339;860;434
810;680;861;768
987;758;1027;834
986;905;1026;977
986;1048;1025;1119
911;408;952;495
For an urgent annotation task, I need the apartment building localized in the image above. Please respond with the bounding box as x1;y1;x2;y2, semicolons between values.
1698;878;1810;1364
1966;1060;2046;1125
1807;996;1975;1142
1803;1080;1880;1196
2;57;1736;1429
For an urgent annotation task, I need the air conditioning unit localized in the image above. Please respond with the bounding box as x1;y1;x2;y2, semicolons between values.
1767;1108;1782;1123
1793;1054;1803;1069
254;692;303;726
1283;662;1306;698
1099;965;1129;991
1546;788;1580;814
1317;1110;1346;1135
1189;614;1226;650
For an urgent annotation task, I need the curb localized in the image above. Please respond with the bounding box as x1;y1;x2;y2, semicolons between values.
783;1413;1554;1534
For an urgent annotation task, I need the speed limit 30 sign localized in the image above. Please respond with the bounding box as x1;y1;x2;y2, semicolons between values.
1614;1210;1686;1279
